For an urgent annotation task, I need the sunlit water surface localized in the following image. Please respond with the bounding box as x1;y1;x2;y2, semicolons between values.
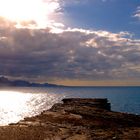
0;87;140;125
0;89;65;125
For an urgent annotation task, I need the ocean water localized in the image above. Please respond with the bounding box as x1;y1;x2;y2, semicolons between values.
0;86;140;125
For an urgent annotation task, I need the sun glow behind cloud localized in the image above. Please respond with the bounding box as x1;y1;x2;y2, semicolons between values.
0;0;60;28
0;0;140;85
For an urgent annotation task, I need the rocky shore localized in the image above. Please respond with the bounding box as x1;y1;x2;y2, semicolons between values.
0;98;140;140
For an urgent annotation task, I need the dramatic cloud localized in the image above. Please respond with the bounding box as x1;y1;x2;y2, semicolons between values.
0;18;140;82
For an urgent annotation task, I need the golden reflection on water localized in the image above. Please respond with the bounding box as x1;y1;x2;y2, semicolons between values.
0;90;62;126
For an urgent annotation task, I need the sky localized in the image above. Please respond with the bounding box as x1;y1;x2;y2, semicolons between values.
0;0;140;86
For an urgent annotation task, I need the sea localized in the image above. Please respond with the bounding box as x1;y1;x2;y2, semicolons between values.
0;86;140;125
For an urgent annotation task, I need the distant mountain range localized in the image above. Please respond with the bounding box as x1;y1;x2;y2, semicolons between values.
0;76;59;87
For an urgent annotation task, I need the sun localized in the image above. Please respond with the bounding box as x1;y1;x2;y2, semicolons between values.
0;0;60;28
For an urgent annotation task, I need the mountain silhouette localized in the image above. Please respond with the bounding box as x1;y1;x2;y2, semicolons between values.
0;76;58;87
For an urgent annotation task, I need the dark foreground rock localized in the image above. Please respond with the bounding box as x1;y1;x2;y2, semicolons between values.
0;98;140;140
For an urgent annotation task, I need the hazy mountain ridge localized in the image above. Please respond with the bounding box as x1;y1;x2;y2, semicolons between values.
0;77;58;87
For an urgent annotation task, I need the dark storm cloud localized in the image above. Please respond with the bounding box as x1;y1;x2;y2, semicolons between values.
0;18;140;81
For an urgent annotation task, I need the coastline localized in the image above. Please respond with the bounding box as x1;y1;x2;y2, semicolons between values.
0;98;140;140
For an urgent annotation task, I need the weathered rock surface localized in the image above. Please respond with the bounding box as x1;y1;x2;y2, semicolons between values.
0;98;140;140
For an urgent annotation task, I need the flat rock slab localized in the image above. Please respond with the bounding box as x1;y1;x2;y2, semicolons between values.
0;98;140;140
